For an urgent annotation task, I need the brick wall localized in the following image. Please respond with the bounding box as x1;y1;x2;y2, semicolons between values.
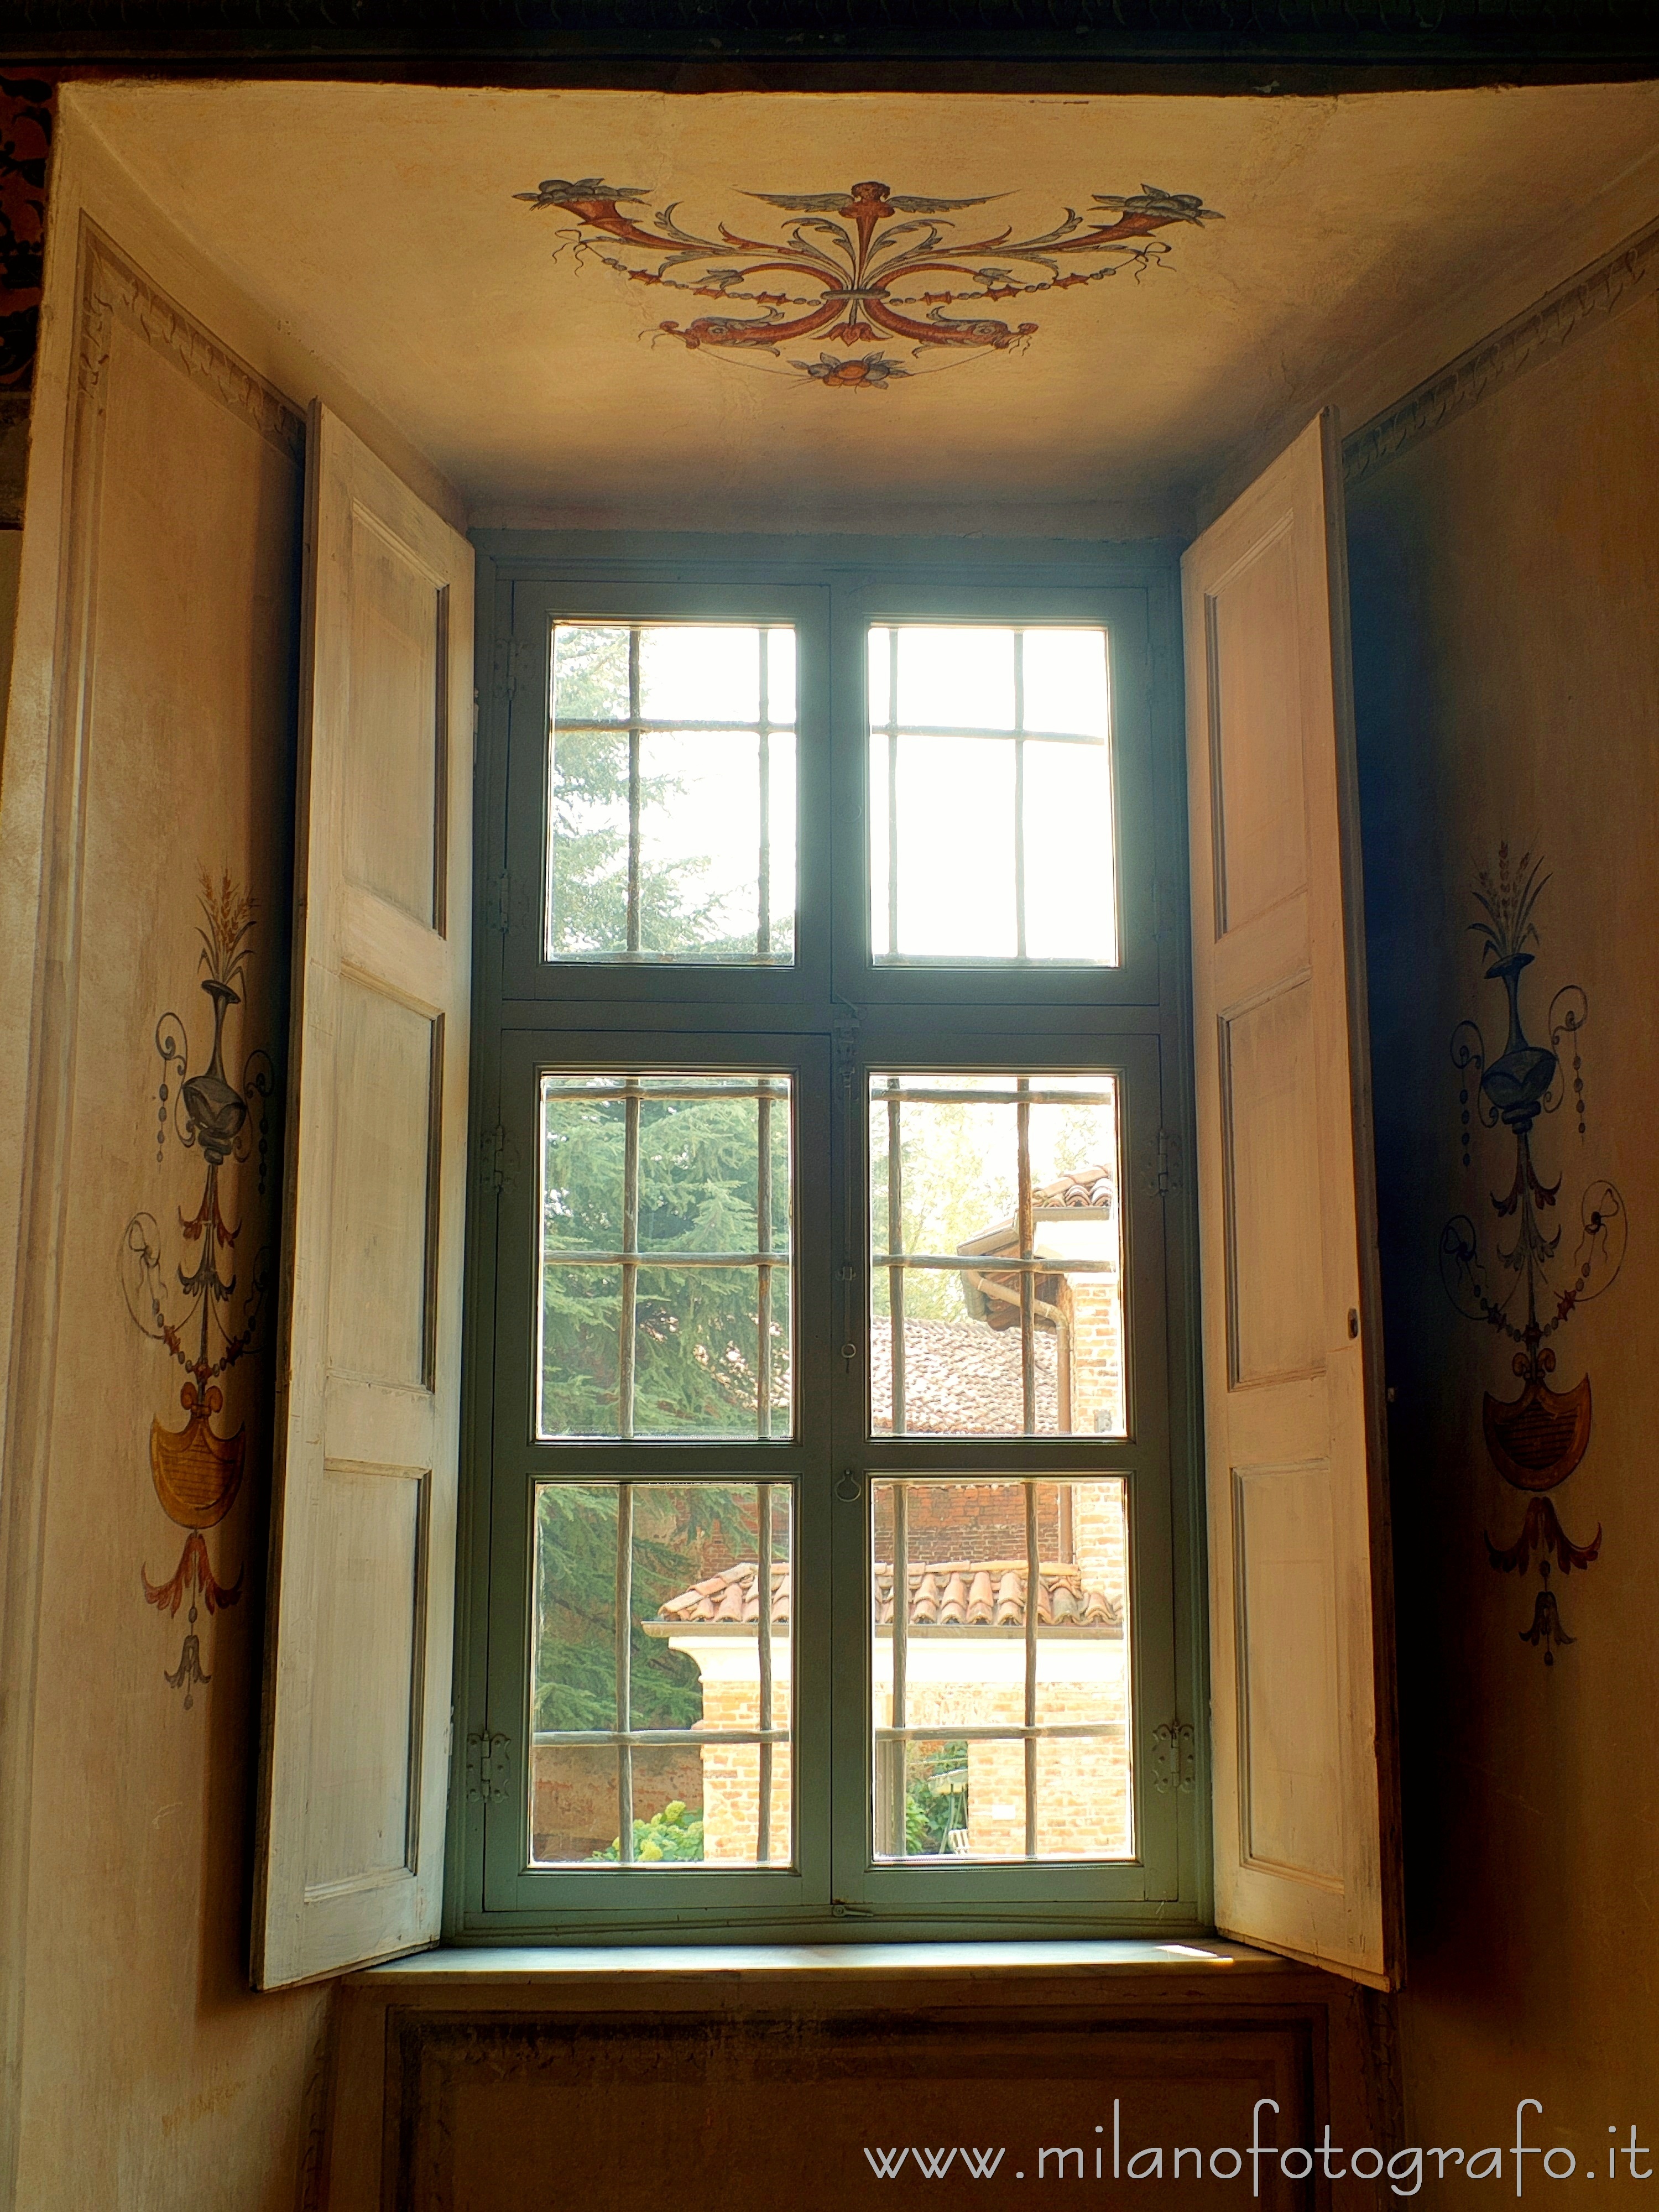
531;1740;705;1863
699;1677;793;1862
1068;1268;1125;1436
877;1641;1130;1861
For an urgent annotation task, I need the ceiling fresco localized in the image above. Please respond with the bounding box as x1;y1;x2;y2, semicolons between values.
515;173;1223;389
69;82;1659;532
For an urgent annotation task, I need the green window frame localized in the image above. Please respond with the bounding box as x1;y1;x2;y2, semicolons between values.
450;534;1206;1943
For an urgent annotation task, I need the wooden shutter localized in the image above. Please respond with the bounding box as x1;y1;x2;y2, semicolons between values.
1181;412;1402;1989
253;404;473;1989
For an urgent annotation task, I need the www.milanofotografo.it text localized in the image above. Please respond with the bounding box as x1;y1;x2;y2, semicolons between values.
863;2102;1654;2193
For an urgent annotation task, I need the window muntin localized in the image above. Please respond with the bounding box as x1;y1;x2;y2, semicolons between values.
869;1072;1126;1439
529;1478;794;1867
869;1475;1131;1864
537;1072;794;1440
867;624;1117;966
547;622;797;965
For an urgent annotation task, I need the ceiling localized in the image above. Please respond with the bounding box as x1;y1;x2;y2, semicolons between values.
77;79;1659;535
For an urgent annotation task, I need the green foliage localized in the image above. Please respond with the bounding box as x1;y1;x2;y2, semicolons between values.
871;1094;1115;1323
905;1740;969;1855
533;1484;758;1734
549;624;754;961
591;1799;707;1864
542;1088;791;1437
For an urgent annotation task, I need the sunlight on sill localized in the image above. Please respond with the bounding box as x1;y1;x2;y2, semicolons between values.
352;1938;1279;1984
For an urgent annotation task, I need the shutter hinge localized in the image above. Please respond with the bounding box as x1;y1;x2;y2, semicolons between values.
465;1729;513;1805
1150;1720;1197;1796
484;870;511;937
493;634;518;703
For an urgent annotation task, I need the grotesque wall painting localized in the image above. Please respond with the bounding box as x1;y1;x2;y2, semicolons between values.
121;872;277;1705
517;174;1222;388
1439;845;1626;1662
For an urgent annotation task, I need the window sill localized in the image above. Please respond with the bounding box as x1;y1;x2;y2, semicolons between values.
349;1937;1291;1990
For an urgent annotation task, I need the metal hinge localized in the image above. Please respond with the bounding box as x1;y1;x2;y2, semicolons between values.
479;1123;510;1193
1147;1128;1181;1198
1150;1720;1197;1796
493;634;519;703
484;870;511;937
465;1729;513;1805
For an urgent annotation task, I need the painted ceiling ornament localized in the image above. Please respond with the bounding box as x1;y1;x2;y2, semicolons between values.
1438;844;1626;1665
119;870;277;1708
514;173;1223;387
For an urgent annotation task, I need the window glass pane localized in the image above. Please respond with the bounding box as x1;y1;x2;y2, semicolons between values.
893;624;1016;732
530;1480;794;1867
547;622;797;964
869;1477;1131;1864
539;1072;793;1439
1021;738;1115;963
869;1072;1126;1439
638;624;761;723
867;623;1117;966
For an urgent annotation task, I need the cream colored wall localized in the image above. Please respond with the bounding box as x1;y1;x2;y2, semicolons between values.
1349;293;1659;2163
0;105;460;2212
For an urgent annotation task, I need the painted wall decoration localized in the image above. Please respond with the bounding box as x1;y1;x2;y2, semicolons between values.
0;74;54;389
120;872;277;1705
515;174;1222;388
1439;845;1627;1663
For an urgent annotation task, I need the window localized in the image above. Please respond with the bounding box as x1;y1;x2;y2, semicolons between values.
260;423;1395;1987
460;551;1198;1940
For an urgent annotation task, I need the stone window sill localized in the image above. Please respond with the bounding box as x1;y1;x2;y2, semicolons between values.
351;1937;1292;1991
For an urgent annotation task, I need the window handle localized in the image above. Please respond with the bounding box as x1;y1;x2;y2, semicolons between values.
839;1260;858;1371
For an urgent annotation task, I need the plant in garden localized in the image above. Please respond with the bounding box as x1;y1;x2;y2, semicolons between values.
592;1800;706;1863
904;1740;969;1854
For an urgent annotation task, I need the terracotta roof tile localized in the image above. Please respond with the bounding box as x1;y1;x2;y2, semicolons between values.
1033;1162;1115;1212
870;1317;1060;1434
654;1558;1121;1632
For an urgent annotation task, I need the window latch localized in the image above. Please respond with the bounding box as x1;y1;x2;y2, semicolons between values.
839;1261;858;1370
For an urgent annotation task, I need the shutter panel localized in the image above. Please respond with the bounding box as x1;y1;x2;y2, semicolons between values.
253;404;473;1988
1181;412;1402;1990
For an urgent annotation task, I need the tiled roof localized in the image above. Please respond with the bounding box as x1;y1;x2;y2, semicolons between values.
656;1560;789;1627
959;1161;1116;1264
653;1558;1121;1632
870;1317;1059;1434
1031;1162;1115;1212
876;1559;1121;1631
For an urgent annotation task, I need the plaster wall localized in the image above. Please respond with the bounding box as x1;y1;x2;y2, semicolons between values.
0;107;462;2212
1349;287;1659;2166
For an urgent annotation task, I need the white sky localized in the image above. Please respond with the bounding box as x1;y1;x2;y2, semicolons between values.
551;620;1118;964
